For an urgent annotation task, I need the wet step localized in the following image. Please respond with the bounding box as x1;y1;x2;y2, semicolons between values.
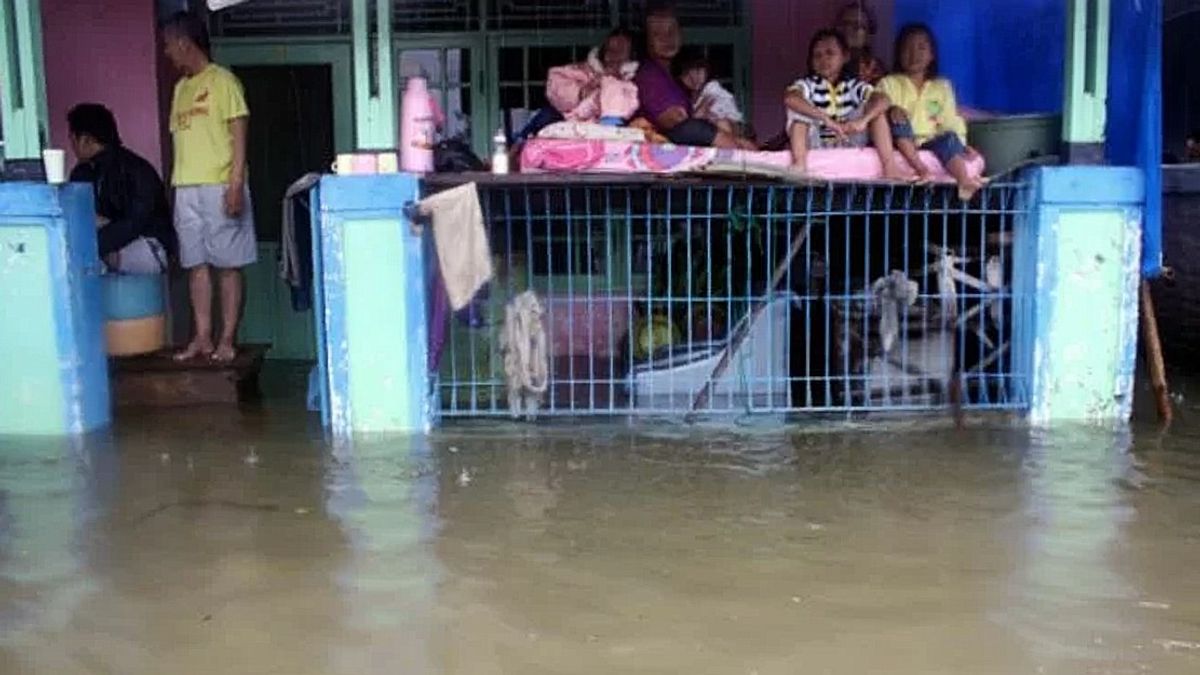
111;344;271;407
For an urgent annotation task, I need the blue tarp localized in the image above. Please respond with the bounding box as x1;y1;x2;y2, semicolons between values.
892;0;1065;114
1108;0;1163;277
893;0;1163;278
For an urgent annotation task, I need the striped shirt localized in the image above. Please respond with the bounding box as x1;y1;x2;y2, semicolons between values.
788;75;873;139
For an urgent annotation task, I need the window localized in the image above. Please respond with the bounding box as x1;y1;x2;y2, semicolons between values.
393;0;479;33
208;0;750;154
211;0;352;37
486;0;612;30
618;0;744;27
497;43;596;113
398;48;474;141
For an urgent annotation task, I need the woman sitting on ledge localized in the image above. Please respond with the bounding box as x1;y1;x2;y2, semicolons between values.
634;3;756;149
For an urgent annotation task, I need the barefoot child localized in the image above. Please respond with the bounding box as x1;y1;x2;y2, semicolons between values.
784;29;892;174
872;23;985;200
676;54;745;136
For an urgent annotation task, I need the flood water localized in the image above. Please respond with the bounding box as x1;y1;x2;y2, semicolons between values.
1;372;1199;674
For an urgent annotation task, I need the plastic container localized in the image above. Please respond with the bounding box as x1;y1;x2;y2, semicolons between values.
101;273;165;356
491;128;510;175
400;77;436;173
967;113;1061;176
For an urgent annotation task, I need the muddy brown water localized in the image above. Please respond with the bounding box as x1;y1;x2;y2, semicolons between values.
1;373;1199;674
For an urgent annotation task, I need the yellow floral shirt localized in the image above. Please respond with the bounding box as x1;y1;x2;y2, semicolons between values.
876;75;967;145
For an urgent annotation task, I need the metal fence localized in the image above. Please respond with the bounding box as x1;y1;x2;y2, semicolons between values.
429;176;1032;418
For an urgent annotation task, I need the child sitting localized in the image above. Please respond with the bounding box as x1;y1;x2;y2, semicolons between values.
873;23;985;200
545;27;640;125
676;53;745;137
784;29;891;174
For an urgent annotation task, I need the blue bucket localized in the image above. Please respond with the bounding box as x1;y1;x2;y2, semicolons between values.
101;274;165;321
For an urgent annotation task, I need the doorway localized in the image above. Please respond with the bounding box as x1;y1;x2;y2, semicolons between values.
233;64;334;242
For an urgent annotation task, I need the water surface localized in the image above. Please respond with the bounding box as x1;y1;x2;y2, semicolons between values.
1;373;1198;674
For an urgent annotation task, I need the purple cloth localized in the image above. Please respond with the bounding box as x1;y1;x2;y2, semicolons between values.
428;268;451;373
428;268;489;373
634;60;690;127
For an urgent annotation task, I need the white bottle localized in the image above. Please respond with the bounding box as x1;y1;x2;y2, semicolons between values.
491;128;510;175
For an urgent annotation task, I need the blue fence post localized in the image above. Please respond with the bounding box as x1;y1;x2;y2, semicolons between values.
312;174;431;436
0;183;111;435
1023;166;1143;424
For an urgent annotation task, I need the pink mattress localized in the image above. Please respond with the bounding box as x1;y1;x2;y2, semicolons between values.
520;138;985;183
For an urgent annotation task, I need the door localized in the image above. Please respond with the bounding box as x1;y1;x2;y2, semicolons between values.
218;64;336;360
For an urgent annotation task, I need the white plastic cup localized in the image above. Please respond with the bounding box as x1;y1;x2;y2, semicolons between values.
42;149;66;184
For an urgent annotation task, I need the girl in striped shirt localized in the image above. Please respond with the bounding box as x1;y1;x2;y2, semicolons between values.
785;29;894;175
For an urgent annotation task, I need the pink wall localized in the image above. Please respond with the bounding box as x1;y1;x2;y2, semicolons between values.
750;0;893;137
41;0;164;172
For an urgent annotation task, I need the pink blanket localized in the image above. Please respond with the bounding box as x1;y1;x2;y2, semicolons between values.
520;138;985;183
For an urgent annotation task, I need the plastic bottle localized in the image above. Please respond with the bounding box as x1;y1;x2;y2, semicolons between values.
491;128;510;175
400;77;435;173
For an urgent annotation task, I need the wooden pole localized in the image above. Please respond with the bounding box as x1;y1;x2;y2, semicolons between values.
1139;280;1173;425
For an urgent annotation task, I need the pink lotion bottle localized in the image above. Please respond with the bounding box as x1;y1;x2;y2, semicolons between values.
401;77;436;173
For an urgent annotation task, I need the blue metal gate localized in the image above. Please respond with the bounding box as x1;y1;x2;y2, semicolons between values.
429;176;1031;418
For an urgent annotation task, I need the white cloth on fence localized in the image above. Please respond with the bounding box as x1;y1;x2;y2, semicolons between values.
419;182;494;311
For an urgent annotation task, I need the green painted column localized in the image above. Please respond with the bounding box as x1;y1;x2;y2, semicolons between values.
1061;0;1110;163
0;0;48;159
352;0;396;150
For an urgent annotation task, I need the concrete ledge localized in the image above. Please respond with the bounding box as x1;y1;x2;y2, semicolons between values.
318;174;420;212
1036;166;1144;205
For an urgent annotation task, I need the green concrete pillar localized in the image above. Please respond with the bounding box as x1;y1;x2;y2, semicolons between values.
352;0;396;150
1061;0;1110;163
0;0;48;159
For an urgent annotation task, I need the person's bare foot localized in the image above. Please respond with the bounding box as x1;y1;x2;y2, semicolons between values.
881;163;914;182
957;177;985;202
174;338;214;362
914;169;934;185
788;162;808;175
211;342;238;364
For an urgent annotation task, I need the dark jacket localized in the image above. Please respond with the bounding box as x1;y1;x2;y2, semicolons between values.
70;145;176;259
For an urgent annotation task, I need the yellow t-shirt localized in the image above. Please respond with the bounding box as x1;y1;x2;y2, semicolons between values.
170;63;249;186
876;75;967;145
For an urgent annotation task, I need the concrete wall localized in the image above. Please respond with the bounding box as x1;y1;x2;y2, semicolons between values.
750;0;893;137
41;0;164;172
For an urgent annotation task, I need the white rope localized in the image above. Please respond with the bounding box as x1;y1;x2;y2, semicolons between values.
871;270;919;354
500;290;550;419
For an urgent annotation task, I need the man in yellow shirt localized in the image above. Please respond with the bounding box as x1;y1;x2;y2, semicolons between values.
162;12;254;363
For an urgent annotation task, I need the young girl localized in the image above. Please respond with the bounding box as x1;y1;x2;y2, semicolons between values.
676;54;745;136
784;29;891;174
545;27;640;125
873;23;985;199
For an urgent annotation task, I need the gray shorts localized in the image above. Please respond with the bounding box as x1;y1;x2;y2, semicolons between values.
109;236;168;275
174;184;258;269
